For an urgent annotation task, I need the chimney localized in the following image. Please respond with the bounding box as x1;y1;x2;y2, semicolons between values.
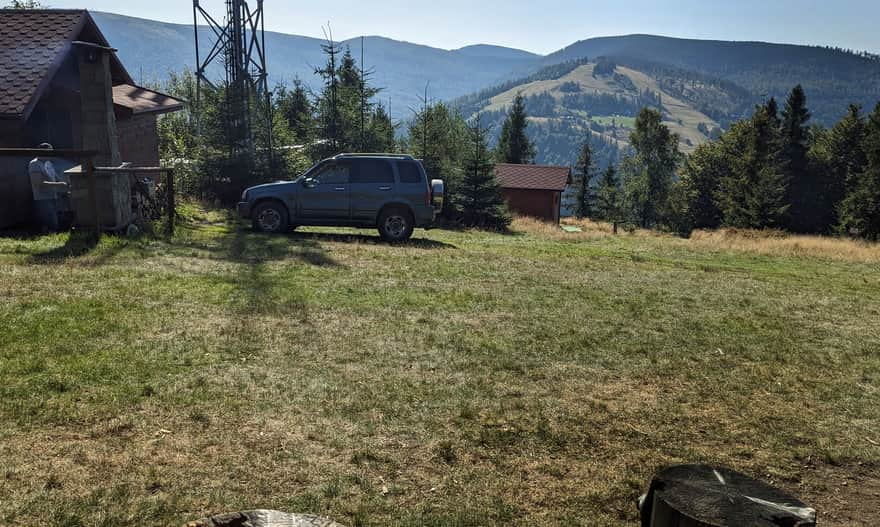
76;42;121;166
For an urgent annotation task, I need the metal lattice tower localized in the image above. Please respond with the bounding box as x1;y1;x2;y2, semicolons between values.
193;0;273;161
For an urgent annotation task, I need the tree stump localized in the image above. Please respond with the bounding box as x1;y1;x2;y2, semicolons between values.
640;465;816;527
184;510;348;527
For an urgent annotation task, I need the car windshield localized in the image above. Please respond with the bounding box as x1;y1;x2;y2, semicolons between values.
295;161;329;182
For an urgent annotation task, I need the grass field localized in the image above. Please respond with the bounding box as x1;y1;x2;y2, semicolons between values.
1;210;879;526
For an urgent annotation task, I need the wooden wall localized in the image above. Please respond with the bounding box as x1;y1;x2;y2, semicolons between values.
500;188;562;223
0;157;34;229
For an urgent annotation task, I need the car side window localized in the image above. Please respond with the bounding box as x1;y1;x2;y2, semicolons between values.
397;161;424;184
314;163;350;185
352;159;394;184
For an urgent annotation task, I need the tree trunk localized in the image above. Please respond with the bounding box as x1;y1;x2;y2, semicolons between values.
640;465;816;527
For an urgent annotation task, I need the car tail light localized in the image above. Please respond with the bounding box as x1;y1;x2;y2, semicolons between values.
425;189;432;206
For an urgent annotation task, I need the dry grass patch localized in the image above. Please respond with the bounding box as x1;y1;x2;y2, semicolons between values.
690;228;880;263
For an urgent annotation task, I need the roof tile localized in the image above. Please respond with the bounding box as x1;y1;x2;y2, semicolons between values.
0;9;85;117
495;163;571;192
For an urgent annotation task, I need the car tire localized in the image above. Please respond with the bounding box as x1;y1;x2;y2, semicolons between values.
378;207;414;242
252;201;289;234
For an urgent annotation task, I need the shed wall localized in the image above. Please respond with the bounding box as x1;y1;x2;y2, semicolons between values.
501;188;561;223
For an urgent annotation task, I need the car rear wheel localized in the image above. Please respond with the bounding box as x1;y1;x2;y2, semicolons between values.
378;208;414;242
252;202;289;234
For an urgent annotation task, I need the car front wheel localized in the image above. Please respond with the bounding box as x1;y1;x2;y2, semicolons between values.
252;202;289;233
378;208;414;242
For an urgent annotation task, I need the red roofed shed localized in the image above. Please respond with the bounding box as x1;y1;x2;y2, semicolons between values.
495;163;572;223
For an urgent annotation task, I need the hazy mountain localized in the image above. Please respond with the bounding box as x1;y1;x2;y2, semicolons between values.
543;34;880;123
87;11;880;165
91;12;541;113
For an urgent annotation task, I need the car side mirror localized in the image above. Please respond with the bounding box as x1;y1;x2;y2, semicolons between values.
303;177;317;189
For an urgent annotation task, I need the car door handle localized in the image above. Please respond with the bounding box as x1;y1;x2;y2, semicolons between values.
334;187;346;191
378;186;392;191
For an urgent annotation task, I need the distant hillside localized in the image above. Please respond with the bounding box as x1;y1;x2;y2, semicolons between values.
454;57;753;170
88;11;880;166
544;34;880;124
90;12;541;113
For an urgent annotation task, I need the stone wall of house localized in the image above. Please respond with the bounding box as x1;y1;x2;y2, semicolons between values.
117;113;159;167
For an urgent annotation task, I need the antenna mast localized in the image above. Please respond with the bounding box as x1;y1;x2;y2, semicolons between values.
193;0;273;168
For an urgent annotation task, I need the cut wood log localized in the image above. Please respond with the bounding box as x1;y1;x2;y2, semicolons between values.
640;464;816;527
185;510;347;527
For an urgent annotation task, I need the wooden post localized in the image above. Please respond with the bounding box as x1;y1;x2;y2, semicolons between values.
84;157;100;231
640;465;816;527
166;168;175;236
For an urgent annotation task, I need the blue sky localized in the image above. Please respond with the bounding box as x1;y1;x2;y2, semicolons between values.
47;0;880;55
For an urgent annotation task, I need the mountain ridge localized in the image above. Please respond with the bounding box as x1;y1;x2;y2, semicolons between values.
89;11;880;124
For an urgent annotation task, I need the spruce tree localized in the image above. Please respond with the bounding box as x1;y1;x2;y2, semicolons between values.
455;117;511;230
621;108;682;228
407;101;469;218
717;105;789;229
679;142;724;229
809;104;867;231
595;164;622;228
275;79;313;144
495;93;536;164
313;36;343;158
781;85;817;232
572;141;595;218
765;97;781;128
839;103;880;240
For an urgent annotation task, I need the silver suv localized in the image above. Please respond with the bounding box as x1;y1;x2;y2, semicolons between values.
237;154;444;242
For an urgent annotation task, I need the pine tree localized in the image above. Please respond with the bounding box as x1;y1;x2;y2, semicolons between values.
781;85;817;232
495;93;536;164
621;108;682;228
454;116;511;230
765;97;781;128
275;79;313;144
365;104;396;153
314;40;386;157
839;103;880;240
679;142;724;229
313;35;343;158
595;164;623;230
407;100;469;218
572;141;595;218
717;105;789;229
810;104;867;231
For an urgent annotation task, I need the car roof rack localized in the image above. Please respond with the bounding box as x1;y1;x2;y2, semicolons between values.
335;153;415;160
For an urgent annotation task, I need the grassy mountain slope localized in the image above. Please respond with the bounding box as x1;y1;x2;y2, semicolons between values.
544;34;880;124
91;12;541;112
455;58;752;169
482;62;723;150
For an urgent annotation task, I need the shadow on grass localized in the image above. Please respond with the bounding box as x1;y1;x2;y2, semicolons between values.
292;230;457;249
27;230;107;265
172;225;345;269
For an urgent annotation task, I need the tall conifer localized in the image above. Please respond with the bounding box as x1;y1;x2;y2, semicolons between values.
495;93;536;164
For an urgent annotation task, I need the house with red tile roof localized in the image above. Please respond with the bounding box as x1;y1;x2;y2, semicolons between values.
494;163;572;223
0;9;183;228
